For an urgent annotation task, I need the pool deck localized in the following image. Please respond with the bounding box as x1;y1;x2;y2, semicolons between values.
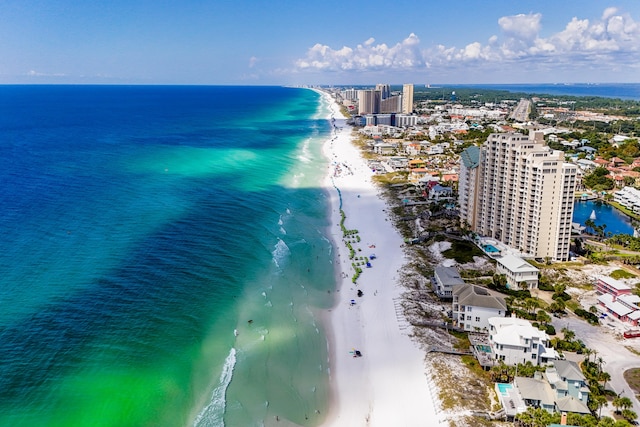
469;334;495;369
494;383;526;419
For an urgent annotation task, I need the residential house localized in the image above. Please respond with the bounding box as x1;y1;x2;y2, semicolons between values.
373;142;395;155
408;159;426;169
404;143;421;156
452;284;507;332
496;254;539;290
409;168;431;184
432;266;465;299
488;316;557;366
387;156;408;170
428;184;453;200
545;360;590;414
497;360;590;420
514;376;556;412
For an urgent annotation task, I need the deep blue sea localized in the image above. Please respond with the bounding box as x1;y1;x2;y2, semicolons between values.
443;83;640;101
0;86;336;426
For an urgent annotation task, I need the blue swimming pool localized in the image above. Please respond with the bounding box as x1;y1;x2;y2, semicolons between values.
497;383;513;395
483;244;500;253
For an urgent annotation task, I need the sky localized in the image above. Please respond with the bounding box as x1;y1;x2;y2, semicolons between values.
1;0;639;85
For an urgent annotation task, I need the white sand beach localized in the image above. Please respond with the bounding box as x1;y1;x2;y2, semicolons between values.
319;91;443;426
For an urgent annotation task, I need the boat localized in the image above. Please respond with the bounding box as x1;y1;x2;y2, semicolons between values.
589;210;596;220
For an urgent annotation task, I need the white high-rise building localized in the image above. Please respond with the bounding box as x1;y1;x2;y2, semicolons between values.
459;132;577;261
402;84;414;114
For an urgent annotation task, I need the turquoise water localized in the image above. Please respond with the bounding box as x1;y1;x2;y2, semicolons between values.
497;383;513;395
0;86;336;426
483;245;500;253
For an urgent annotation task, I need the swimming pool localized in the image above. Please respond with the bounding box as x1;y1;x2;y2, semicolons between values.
475;344;491;353
497;383;513;395
483;244;500;253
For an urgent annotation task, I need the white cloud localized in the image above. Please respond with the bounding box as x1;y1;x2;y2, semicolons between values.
498;13;542;41
295;33;424;72
26;70;66;77
293;8;640;78
249;56;259;68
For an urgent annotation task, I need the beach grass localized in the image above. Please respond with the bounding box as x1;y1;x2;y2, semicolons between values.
442;240;485;263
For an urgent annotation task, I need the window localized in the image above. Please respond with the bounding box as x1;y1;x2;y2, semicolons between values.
531;354;537;359
467;306;472;312
466;315;471;320
532;343;537;349
475;317;480;322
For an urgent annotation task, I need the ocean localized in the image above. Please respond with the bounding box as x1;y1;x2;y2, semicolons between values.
0;86;336;426
441;83;640;101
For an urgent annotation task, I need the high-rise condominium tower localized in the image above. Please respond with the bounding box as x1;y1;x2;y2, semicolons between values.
357;90;380;114
459;132;577;261
375;84;391;100
402;84;414;114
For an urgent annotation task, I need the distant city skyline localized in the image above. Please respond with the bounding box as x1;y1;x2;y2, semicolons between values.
1;1;639;85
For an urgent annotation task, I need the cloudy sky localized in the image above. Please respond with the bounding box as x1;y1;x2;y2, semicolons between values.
1;0;639;85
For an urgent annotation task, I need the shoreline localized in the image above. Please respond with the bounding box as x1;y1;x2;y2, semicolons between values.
315;89;443;426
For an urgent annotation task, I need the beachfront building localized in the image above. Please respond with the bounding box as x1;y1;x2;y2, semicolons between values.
358;90;380;114
496;254;539;290
459;145;481;228
488;316;557;366
458;132;578;261
402;84;414;114
432;266;465;299
497;360;590;420
452;284;507;332
428;184;453;200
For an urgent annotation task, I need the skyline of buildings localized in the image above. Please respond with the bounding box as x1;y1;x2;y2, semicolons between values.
354;83;414;115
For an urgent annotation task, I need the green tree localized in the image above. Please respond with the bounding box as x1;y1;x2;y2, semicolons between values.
561;327;575;342
536;310;552;326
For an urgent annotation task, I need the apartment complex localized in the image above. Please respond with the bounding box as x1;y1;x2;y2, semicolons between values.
357;89;380;114
459;132;577;261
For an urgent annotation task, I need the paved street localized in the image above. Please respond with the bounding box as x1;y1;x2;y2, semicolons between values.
509;98;531;121
552;314;640;417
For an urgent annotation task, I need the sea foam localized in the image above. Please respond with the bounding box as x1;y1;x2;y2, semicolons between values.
271;238;290;269
193;348;237;427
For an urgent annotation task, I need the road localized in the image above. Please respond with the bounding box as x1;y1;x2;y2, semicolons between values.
509;98;531;122
552;315;640;416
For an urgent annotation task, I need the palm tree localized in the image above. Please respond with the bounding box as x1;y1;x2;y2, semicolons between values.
622;409;637;423
562;327;575;342
594;394;608;418
583;348;593;364
600;371;611;392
